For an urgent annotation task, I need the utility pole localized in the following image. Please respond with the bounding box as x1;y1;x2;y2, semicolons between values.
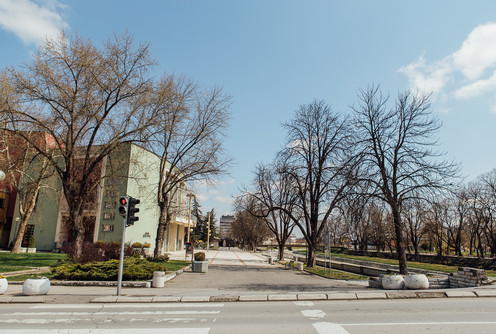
207;211;211;251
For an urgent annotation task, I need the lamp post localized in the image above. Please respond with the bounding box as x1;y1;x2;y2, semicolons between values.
207;210;211;252
0;170;5;182
186;192;194;243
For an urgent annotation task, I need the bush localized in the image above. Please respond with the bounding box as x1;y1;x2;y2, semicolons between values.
62;241;134;263
52;257;166;281
132;242;143;248
146;254;169;262
143;242;151;248
28;235;35;248
194;252;206;261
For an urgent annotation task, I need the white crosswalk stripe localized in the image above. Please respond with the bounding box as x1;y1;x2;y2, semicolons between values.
0;303;223;333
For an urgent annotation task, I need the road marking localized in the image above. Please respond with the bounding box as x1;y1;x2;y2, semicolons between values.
343;321;496;326
0;329;210;334
30;303;224;309
0;317;207;325
301;309;326;319
232;250;247;266
209;251;219;264
294;301;314;306
313;322;350;334
6;310;220;316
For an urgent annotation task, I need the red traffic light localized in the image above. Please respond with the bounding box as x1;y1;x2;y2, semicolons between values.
120;197;127;205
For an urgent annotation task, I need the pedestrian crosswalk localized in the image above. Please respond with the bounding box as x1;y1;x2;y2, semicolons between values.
0;303;224;333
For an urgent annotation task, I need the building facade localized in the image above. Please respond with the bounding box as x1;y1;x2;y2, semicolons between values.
219;215;234;239
6;143;191;254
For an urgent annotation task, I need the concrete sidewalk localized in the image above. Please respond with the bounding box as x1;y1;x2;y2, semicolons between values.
1;248;495;304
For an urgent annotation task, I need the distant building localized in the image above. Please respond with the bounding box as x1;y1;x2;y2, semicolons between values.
219;215;234;239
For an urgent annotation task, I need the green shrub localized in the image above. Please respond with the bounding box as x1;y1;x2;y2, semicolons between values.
146;254;169;262
132;242;143;248
51;257;166;281
28;235;35;248
194;252;206;261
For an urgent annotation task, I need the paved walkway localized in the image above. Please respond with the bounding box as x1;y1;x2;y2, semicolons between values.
1;248;495;304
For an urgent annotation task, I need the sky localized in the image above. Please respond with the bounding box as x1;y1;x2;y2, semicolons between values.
1;0;496;220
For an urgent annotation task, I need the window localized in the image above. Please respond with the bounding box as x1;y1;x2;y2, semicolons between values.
103;212;115;220
0;198;4;209
104;201;116;209
102;224;114;232
105;190;117;198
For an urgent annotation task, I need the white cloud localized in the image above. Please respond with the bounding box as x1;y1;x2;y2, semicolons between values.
400;22;496;107
398;54;453;96
452;23;496;81
454;70;496;99
0;0;68;45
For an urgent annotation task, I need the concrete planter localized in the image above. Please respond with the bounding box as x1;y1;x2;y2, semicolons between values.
27;247;37;253
382;275;405;290
0;278;7;294
404;274;429;290
192;261;208;273
22;278;51;295
152;271;166;288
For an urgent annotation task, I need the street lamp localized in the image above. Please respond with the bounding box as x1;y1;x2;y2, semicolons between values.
0;170;5;182
186;192;195;243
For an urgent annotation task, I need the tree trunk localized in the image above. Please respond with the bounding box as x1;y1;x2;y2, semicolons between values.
154;204;169;257
11;217;29;253
392;207;408;275
306;242;316;267
278;240;286;261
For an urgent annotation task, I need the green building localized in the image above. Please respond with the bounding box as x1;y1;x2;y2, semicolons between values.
7;143;191;254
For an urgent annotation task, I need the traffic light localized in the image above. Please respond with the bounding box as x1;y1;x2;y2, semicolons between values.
118;196;129;218
126;196;140;226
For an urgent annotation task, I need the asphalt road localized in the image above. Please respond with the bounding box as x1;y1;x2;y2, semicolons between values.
0;297;495;333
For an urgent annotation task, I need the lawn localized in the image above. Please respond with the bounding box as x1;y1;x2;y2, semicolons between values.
2;253;191;281
295;250;496;277
164;260;191;272
0;252;67;272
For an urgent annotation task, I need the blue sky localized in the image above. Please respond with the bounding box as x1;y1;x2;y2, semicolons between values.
1;0;496;219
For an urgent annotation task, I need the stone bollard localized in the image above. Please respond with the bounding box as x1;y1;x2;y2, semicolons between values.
297;262;304;271
268;256;273;264
152;271;166;288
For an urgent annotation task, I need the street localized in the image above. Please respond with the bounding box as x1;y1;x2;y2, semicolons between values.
0;297;495;333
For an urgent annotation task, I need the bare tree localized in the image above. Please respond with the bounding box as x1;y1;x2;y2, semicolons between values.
276;100;358;267
144;75;231;256
232;196;272;251
247;161;297;260
403;199;427;255
352;85;458;274
0;32;156;260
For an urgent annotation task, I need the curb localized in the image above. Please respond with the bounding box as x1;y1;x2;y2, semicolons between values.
2;289;496;304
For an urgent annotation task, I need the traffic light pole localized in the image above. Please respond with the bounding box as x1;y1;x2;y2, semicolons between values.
117;216;127;296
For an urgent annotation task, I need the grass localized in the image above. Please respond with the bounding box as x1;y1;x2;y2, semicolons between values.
164;260;190;272
305;266;368;280
280;260;367;280
0;252;67;268
295;250;496;278
2;255;191;281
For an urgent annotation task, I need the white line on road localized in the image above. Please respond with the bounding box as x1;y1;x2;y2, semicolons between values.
0;329;210;334
343;321;496;326
313;322;351;334
5;310;221;316
30;303;224;309
294;301;314;306
301;309;326;319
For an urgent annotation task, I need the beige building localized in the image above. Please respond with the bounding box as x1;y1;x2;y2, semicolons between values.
219;215;234;239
